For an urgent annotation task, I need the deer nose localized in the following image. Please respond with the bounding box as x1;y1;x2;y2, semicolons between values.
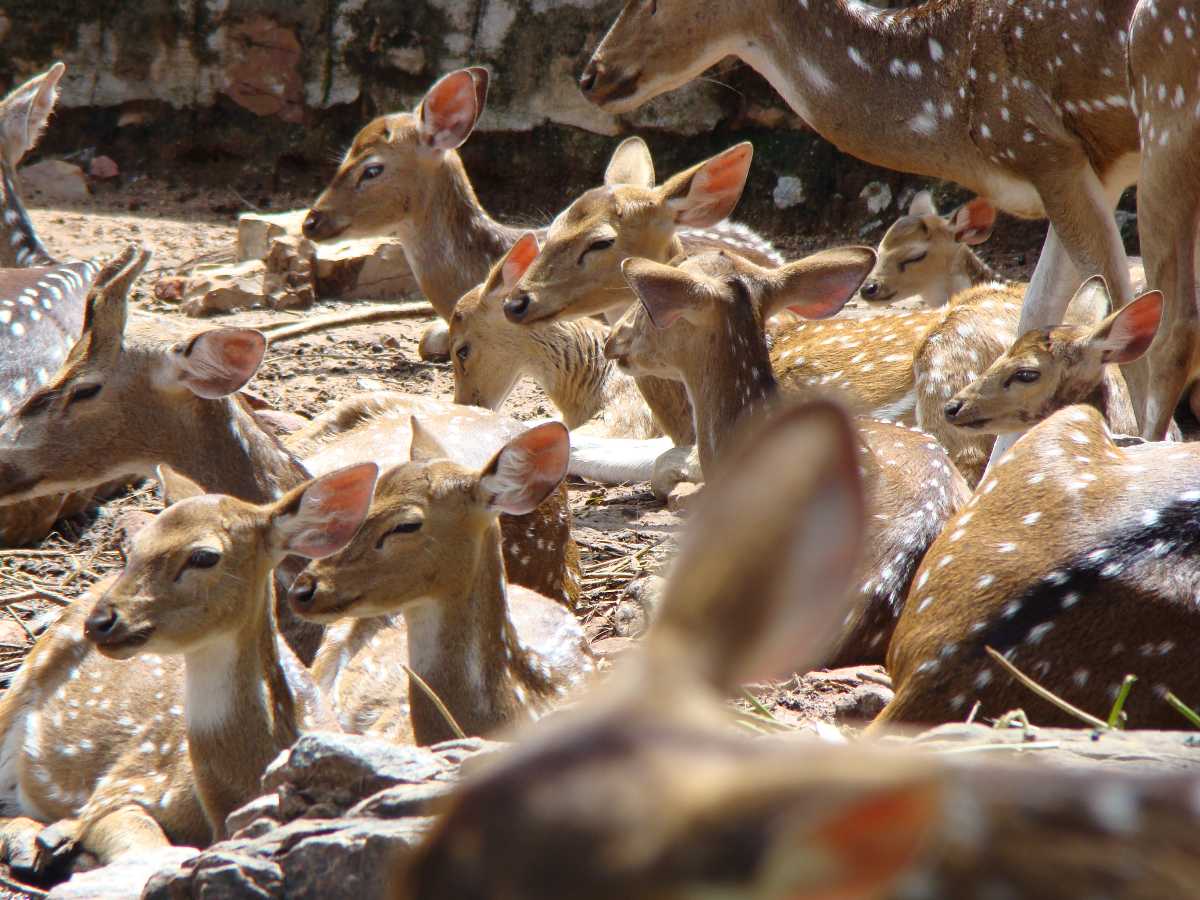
288;573;318;612
944;399;965;420
84;603;119;641
860;280;880;299
503;292;533;323
579;61;600;95
302;210;326;240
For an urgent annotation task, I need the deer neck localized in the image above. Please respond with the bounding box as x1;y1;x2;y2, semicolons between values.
529;320;613;429
397;157;522;317
160;392;309;503
182;575;299;837
0;160;54;267
681;304;778;472
402;529;543;744
743;0;973;179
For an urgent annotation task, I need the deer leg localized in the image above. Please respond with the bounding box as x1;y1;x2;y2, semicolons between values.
70;804;171;866
0;815;46;875
1142;218;1200;440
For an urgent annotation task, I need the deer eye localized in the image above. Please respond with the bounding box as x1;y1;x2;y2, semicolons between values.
179;548;221;579
359;164;384;185
898;251;927;272
1008;369;1041;386
579;238;615;265
455;344;471;363
377;519;422;548
66;384;102;405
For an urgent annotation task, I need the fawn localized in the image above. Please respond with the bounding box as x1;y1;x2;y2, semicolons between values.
606;249;970;664
289;422;595;745
0;465;370;872
400;400;1200;899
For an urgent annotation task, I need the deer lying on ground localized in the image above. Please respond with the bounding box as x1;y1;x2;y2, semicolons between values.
0;247;579;744
880;294;1200;729
0;62;110;545
289;422;595;745
303;67;778;360
580;0;1200;451
0;465;368;875
606;249;969;664
399;401;1200;900
943;279;1157;438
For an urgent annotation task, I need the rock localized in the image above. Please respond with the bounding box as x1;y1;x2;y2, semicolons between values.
19;160;89;201
221;15;304;123
773;175;807;210
226;793;283;837
859;180;894;215
346;782;453;820
588;636;639;663
177;259;265;317
314;237;419;301
47;846;197;900
417;320;450;362
237;210;308;262
799;666;895;723
87;155;119;179
263;236;317;311
612;575;667;638
651;444;703;501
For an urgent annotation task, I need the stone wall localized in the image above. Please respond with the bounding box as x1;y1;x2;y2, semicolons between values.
0;0;963;239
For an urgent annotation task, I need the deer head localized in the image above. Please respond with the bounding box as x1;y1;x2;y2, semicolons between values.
502;142;753;324
580;1;743;114
304;67;489;242
860;193;997;305
0;246;268;503
944;279;1162;434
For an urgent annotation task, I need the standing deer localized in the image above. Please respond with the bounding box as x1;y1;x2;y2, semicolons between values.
580;0;1199;446
400;401;1200;900
289;422;595;745
303;67;778;359
606;249;969;663
0;466;368;874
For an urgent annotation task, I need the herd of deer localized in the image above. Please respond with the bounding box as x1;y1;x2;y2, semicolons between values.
0;0;1197;895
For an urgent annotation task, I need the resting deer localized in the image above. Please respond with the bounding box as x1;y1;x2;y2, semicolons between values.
881;296;1200;729
580;0;1200;448
606;249;969;664
0;63;109;545
289;422;595;745
860;192;1005;307
0;247;579;744
303;67;778;359
943;279;1157;438
400;401;1200;900
0;465;369;873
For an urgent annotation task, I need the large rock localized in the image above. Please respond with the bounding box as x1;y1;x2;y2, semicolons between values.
46;847;197;900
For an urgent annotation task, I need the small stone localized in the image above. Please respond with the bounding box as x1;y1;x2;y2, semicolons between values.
773;175;806;210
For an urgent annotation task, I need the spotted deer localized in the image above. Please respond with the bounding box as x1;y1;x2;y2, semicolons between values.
288;422;595;745
606;249;970;664
303;67;778;359
0;62;107;545
0;466;369;874
860;192;1006;307
579;0;1200;446
0;247;580;741
399;401;1200;900
943;279;1158;438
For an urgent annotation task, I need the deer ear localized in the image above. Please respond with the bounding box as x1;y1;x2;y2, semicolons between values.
272;463;378;559
0;61;63;166
657;143;753;228
1062;274;1111;326
1087;290;1163;364
484;232;540;300
477;422;569;515
647;401;864;693
907;189;936;217
73;244;149;364
409;416;450;462
767;247;875;320
949;197;996;245
154;464;205;505
604;136;655;188
419;68;487;151
169;328;266;399
621;257;709;329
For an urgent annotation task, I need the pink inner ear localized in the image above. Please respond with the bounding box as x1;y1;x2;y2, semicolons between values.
501;234;539;292
677;145;752;226
287;463;378;559
483;422;568;515
180;329;266;398
1107;291;1163;362
421;71;479;150
953;198;997;244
